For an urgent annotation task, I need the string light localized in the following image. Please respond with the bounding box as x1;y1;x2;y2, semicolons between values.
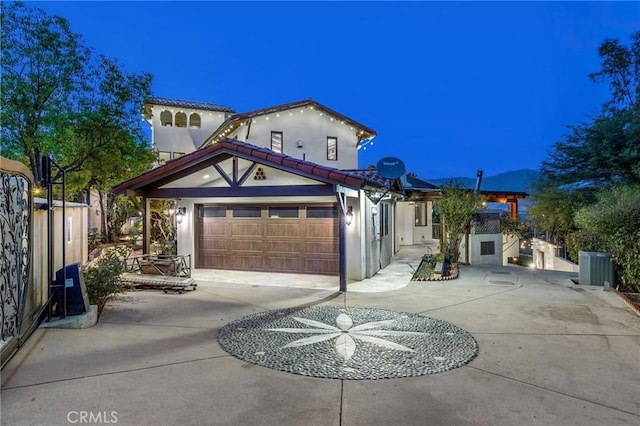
210;105;372;144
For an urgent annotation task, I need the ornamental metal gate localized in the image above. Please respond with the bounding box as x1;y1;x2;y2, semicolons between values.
0;158;35;368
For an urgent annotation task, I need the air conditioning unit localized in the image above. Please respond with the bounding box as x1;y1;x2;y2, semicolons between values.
578;251;614;286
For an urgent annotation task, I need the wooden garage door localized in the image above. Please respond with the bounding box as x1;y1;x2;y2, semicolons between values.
196;205;338;275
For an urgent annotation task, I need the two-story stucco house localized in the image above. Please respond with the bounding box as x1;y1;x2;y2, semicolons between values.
113;97;527;289
114;98;402;289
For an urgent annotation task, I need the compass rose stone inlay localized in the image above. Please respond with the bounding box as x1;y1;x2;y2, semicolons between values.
217;306;478;380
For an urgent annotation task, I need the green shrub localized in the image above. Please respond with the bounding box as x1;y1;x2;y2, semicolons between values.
565;230;606;263
575;185;640;291
83;249;126;314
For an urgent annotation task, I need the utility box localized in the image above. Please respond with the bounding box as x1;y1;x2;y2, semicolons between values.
55;263;90;316
579;251;615;286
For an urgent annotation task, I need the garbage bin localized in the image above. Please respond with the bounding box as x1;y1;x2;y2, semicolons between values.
578;251;615;286
55;263;90;315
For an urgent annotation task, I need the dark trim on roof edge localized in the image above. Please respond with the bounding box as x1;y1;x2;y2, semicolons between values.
201;99;376;148
112;139;390;195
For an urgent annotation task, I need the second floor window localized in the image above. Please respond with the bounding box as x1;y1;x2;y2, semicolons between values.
160;110;172;126
175;112;187;128
327;136;337;160
189;113;201;128
271;131;283;153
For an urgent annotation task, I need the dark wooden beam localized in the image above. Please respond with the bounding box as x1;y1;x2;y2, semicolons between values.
146;184;337;199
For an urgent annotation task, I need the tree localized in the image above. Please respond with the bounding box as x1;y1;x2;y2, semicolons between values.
53;54;154;238
528;180;595;243
436;181;481;264
540;108;640;188
588;32;639;110
1;1;90;184
531;31;640;239
1;2;155;240
574;185;640;292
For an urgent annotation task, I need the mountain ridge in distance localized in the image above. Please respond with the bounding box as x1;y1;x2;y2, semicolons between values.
424;169;539;193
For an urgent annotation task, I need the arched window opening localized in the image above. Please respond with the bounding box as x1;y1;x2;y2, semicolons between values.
175;112;187;128
189;113;201;128
160;110;173;127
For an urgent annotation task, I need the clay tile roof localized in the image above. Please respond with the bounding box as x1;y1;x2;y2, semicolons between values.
112;139;391;195
342;169;397;192
144;97;235;113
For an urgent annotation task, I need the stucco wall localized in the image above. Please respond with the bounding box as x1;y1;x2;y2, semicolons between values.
32;201;88;314
149;104;228;154
468;234;503;265
229;109;360;169
503;235;520;265
346;197;365;281
396;202;413;246
531;238;579;272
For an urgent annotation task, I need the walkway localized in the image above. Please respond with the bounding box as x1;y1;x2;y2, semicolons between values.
2;247;639;426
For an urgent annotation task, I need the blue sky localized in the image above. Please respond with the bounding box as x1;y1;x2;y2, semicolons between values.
28;1;639;178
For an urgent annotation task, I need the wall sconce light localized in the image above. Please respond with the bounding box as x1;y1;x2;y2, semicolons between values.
345;206;354;226
371;206;378;216
176;207;186;225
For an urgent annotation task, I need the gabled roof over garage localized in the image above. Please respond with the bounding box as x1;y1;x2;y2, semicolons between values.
112;139;396;197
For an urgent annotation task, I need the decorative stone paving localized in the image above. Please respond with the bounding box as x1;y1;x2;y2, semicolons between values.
217;306;478;380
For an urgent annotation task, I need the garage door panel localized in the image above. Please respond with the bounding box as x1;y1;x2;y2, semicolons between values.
305;222;337;238
229;255;263;270
197;205;338;275
229;240;264;252
306;240;338;255
201;221;228;237
231;222;263;238
266;222;302;237
265;257;303;272
267;240;302;253
197;253;225;269
305;258;339;274
199;238;227;250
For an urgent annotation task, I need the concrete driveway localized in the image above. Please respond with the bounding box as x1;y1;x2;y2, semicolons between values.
2;253;639;426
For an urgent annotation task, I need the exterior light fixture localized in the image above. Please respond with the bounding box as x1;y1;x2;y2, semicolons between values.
371;206;378;216
176;207;186;225
345;206;354;226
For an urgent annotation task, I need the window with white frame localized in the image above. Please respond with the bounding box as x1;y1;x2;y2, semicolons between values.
271;131;283;153
157;151;172;165
327;136;338;160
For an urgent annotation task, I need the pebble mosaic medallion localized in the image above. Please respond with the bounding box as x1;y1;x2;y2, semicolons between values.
217;306;478;380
